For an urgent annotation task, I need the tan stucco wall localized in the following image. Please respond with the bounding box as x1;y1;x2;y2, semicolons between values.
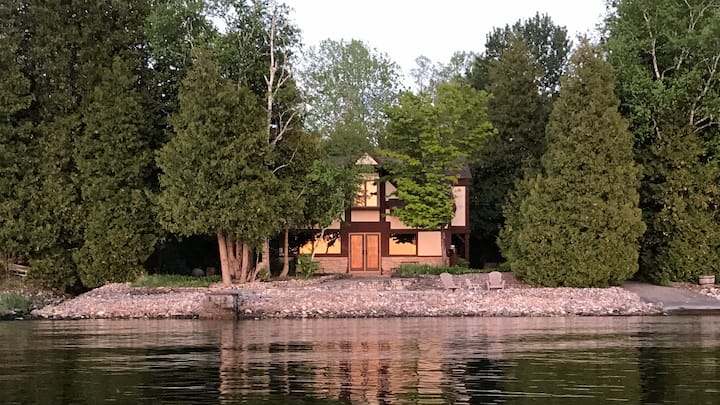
352;210;380;222
386;212;412;229
451;186;466;227
418;231;442;256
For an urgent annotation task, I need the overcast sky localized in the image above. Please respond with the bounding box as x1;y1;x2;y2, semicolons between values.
284;0;608;82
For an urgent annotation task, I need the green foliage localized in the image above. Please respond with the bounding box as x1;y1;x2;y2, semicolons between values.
157;50;280;247
638;127;720;284
499;41;645;287
470;12;571;97
606;0;720;155
74;59;158;288
383;82;494;230
132;274;221;288
302;160;360;230
295;254;318;279
300;38;403;157
0;293;31;315
394;264;479;276
606;0;720;283
29;249;79;292
471;36;548;241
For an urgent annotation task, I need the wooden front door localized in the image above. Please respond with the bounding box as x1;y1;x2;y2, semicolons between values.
349;233;380;272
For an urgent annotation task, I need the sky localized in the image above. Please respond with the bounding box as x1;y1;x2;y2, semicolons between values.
284;0;608;82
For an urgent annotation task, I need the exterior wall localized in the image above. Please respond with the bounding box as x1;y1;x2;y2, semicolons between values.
385;182;398;199
382;256;443;273
418;231;442;256
315;257;348;274
351;210;380;222
386;212;412;230
451;186;466;227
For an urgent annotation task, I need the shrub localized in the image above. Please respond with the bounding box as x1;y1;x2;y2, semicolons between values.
394;264;485;276
0;293;31;315
29;250;80;293
132;274;221;288
295;254;318;279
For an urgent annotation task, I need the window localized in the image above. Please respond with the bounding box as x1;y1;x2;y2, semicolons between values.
299;231;341;255
389;233;417;255
354;180;378;207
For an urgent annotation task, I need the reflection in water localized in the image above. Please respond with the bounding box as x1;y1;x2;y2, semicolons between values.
1;317;719;404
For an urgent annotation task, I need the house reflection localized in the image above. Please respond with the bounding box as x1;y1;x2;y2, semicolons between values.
215;318;509;404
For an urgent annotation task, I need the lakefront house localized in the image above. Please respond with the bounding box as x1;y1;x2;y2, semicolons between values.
299;154;471;275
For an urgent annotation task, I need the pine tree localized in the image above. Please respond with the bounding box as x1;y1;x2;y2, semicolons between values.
499;41;645;287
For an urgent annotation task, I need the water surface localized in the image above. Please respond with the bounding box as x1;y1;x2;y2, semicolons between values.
1;316;719;404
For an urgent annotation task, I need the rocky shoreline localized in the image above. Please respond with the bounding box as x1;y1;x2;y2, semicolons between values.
31;274;664;320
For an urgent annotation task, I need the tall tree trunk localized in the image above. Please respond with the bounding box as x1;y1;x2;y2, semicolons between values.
217;232;232;286
240;242;250;281
279;228;290;278
310;228;326;262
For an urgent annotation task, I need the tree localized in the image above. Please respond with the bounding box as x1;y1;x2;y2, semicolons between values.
300;159;360;262
0;25;34;260
470;36;548;244
410;52;476;93
73;59;158;287
639;125;720;283
211;0;314;279
606;0;720;155
469;12;571;97
606;0;720;282
300;38;403;158
157;50;279;285
383;82;494;262
498;41;645;287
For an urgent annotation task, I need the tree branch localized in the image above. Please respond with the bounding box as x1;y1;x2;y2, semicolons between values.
642;10;662;80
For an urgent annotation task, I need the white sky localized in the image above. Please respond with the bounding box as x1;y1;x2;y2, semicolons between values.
284;0;608;82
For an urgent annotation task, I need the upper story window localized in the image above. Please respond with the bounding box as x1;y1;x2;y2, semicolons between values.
354;180;378;207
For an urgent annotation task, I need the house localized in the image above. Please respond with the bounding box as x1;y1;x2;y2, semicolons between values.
299;154;470;275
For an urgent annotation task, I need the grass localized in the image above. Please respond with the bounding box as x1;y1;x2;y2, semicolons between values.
394;264;490;277
0;293;31;314
132;274;222;288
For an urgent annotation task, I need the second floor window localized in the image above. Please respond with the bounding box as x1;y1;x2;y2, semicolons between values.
354;180;378;207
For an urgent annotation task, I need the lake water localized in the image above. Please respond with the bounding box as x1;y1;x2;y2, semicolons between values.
1;316;719;404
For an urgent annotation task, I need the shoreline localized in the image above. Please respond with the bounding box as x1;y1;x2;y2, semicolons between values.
29;274;667;320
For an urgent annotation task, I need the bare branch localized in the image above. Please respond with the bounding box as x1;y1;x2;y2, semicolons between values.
642;10;662;80
272;143;299;174
690;52;720;127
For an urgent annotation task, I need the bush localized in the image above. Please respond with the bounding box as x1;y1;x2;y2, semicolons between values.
0;293;31;315
295;254;318;279
132;274;221;288
29;249;80;293
394;263;485;276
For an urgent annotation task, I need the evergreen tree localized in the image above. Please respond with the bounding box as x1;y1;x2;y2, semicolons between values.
157;50;280;284
499;41;645;287
471;36;548;245
469;12;571;98
0;28;34;258
74;59;158;287
639;126;720;283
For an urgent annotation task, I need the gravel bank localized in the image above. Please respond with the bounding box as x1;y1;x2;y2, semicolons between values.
32;274;662;319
